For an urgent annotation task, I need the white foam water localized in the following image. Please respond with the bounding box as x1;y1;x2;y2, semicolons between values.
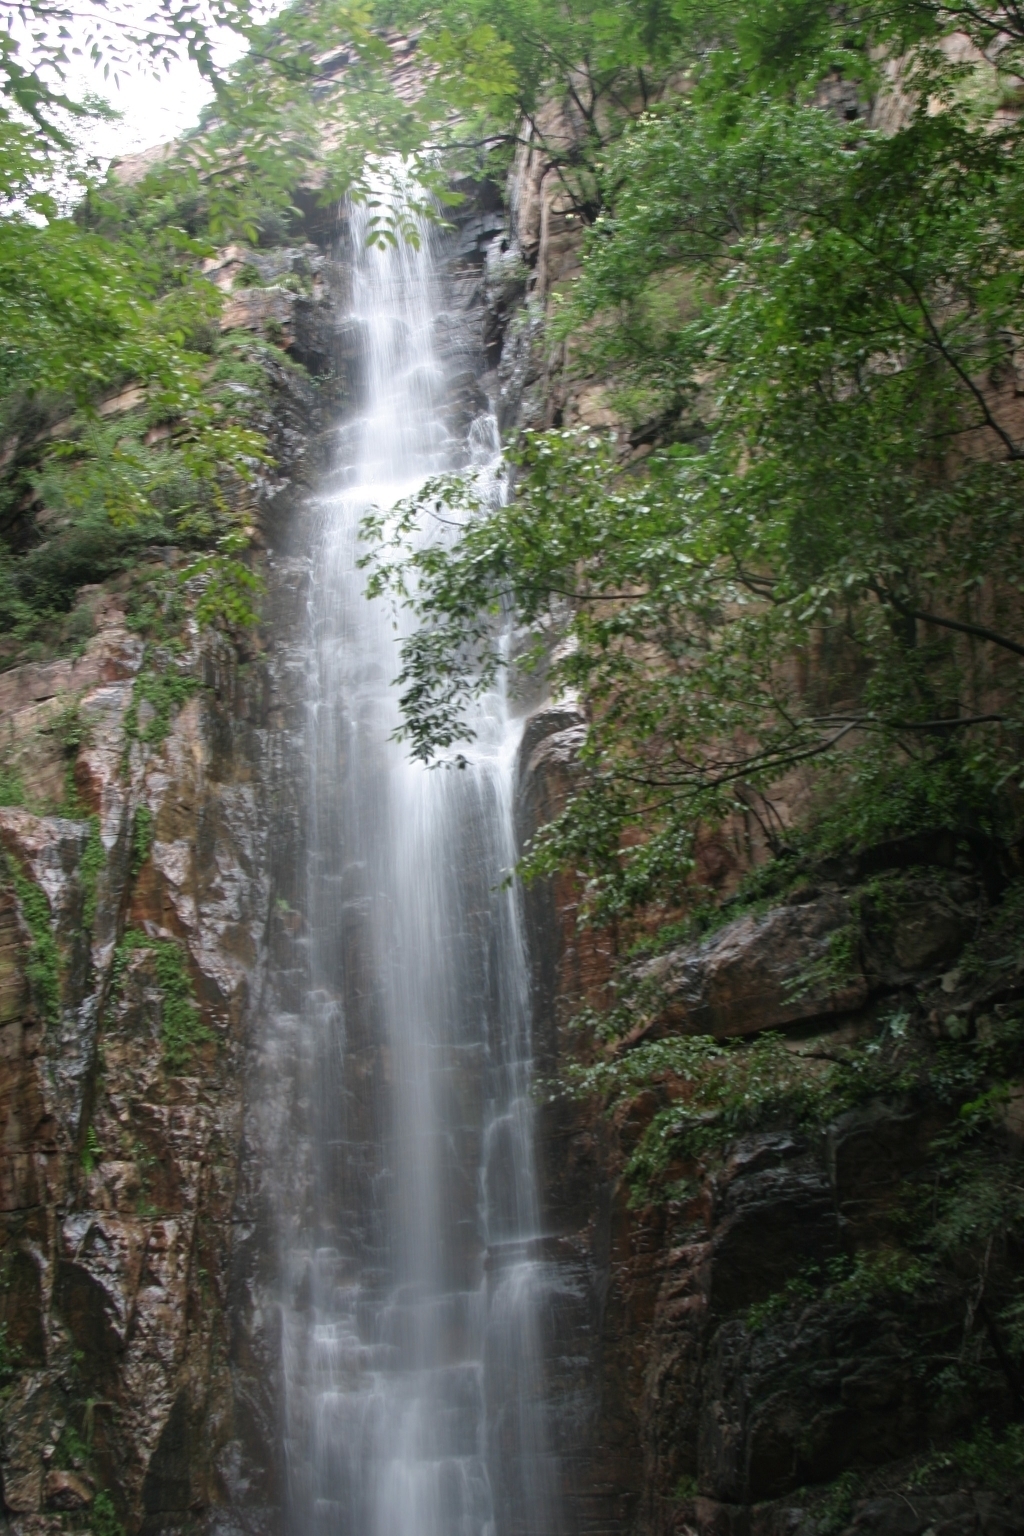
278;197;562;1536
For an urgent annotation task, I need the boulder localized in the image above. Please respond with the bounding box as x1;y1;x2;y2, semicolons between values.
44;1469;95;1509
219;287;297;342
639;894;868;1040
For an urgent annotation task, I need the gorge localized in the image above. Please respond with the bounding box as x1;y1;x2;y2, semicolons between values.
2;9;1024;1536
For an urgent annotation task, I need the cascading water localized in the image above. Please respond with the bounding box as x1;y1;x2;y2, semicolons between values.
278;199;562;1536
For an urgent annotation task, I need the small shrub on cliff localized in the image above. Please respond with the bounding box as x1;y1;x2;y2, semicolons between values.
0;768;24;807
573;1028;915;1200
80;1125;103;1176
809;1471;862;1536
0;1322;19;1392
113;930;213;1072
54;1421;93;1471
4;857;61;1027
89;1490;126;1536
915;1422;1024;1489
783;922;860;1003
568;994;1024;1204
123;661;201;751
130;807;154;877
746;1250;931;1333
80;817;104;934
126;570;187;645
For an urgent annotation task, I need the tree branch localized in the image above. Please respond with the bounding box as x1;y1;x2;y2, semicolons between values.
875;584;1024;659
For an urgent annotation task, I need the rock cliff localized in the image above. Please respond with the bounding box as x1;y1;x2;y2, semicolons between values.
0;188;512;1536
515;704;1024;1536
0;156;1021;1536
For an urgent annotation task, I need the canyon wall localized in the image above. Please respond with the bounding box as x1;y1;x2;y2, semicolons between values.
501;145;1024;1536
0;155;1021;1536
0;191;510;1536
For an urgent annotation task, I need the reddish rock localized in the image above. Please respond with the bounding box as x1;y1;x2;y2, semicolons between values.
43;1469;94;1509
220;287;297;343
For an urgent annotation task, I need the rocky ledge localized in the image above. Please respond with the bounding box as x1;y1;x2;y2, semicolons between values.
516;705;1024;1536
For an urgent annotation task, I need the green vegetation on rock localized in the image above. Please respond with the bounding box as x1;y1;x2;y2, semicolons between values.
80;1124;103;1175
80;816;104;933
89;1490;126;1536
130;807;154;877
917;1421;1024;1488
4;856;60;1026
0;1322;19;1397
113;928;213;1071
0;768;24;807
124;662;201;750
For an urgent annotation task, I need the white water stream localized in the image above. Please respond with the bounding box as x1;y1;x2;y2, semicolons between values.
278;204;561;1536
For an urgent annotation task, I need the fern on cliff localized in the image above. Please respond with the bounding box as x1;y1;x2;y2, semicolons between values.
113;929;213;1071
3;857;61;1026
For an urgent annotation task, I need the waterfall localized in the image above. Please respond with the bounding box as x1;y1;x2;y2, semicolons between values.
278;199;561;1536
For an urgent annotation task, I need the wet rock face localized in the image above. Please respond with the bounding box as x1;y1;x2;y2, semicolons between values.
0;595;288;1535
513;706;1017;1536
0;267;333;1532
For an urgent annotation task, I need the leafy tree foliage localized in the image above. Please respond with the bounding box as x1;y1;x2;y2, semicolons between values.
0;0;510;656
378;0;695;214
0;0;281;652
364;0;1024;926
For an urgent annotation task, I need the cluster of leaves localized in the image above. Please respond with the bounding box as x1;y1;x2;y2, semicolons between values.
563;985;1024;1201
4;855;61;1026
564;1021;901;1200
376;0;698;216
0;0;285;648
123;659;201;748
112;927;212;1071
0;0;389;664
916;1421;1024;1487
363;1;1024;934
0;313;276;656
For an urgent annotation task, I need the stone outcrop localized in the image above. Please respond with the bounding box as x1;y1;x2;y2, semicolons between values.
514;702;1023;1536
635;895;868;1041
